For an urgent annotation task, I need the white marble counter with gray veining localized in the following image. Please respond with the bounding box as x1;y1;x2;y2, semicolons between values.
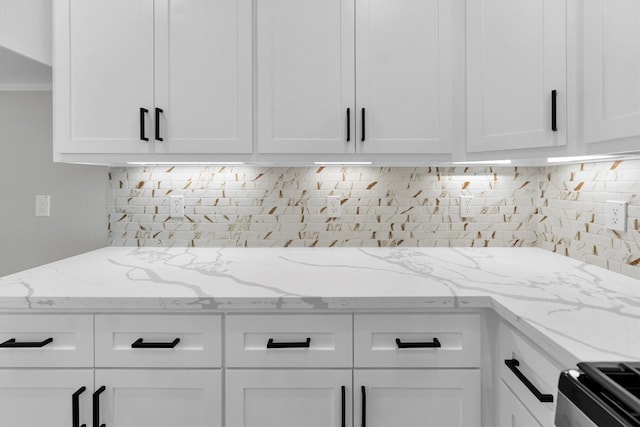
0;247;639;369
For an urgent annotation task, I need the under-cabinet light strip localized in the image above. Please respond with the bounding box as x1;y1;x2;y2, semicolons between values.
451;160;512;165
126;162;246;165
313;162;373;165
546;155;617;163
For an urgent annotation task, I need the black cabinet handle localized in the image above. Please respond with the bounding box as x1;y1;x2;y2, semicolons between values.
266;337;311;349
0;337;53;348
139;108;149;141
505;359;554;403
72;386;87;427
341;386;346;427
155;107;164;142
131;338;180;349
346;108;351;142
361;108;366;142
93;386;106;427
551;90;557;132
395;337;441;349
361;386;366;427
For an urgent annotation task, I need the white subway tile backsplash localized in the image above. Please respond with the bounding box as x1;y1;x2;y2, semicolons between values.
108;161;640;280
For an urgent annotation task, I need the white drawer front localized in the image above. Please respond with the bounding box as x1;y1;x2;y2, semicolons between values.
0;314;93;367
95;315;221;368
498;321;560;427
354;314;481;368
225;314;352;368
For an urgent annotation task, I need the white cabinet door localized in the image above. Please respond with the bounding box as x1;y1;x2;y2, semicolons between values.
94;369;222;427
154;0;253;154
257;0;355;153
498;380;543;427
354;369;481;427
466;0;566;153
582;0;640;145
0;370;93;427
226;369;352;427
355;0;453;154
54;0;155;154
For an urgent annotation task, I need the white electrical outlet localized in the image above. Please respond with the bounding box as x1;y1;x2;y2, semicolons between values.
605;200;627;231
460;196;474;218
327;196;341;217
35;195;50;217
170;195;185;218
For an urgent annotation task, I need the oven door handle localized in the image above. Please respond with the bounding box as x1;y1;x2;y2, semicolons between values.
505;359;554;403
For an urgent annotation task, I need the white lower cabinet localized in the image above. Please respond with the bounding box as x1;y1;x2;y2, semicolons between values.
498;379;542;427
226;369;351;427
355;369;481;427
94;369;222;427
0;369;93;427
497;321;561;427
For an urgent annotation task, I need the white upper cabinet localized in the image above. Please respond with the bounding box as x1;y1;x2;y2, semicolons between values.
154;0;252;154
355;0;454;154
54;0;252;157
581;0;640;148
54;0;155;155
256;0;355;154
257;0;455;155
466;0;567;153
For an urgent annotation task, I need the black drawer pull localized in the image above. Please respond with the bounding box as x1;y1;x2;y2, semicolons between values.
93;386;106;427
361;385;366;427
341;385;346;427
72;386;87;427
131;338;180;349
139;107;149;141
396;338;441;348
266;337;311;349
0;337;53;348
155;107;164;141
551;90;557;132
504;359;554;403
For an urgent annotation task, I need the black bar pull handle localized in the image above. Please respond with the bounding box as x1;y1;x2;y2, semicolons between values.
266;337;311;349
361;385;366;427
0;337;53;348
396;337;441;349
361;107;366;142
93;386;106;427
551;90;558;132
140;108;149;141
504;359;554;403
131;338;180;349
72;386;87;427
341;386;346;427
155;107;164;141
346;108;351;142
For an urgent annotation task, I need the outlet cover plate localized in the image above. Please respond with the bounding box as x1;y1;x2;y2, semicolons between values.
170;195;185;218
460;196;474;218
605;200;627;232
327;196;341;217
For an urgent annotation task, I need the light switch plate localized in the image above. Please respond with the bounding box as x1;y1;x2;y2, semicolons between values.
35;195;50;217
605;200;627;231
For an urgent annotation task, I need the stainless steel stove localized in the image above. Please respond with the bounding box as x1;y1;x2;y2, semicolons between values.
556;362;640;427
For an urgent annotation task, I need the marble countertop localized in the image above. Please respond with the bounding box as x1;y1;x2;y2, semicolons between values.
0;246;639;368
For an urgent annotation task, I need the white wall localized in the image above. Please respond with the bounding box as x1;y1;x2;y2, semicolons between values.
0;91;107;277
0;0;51;65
